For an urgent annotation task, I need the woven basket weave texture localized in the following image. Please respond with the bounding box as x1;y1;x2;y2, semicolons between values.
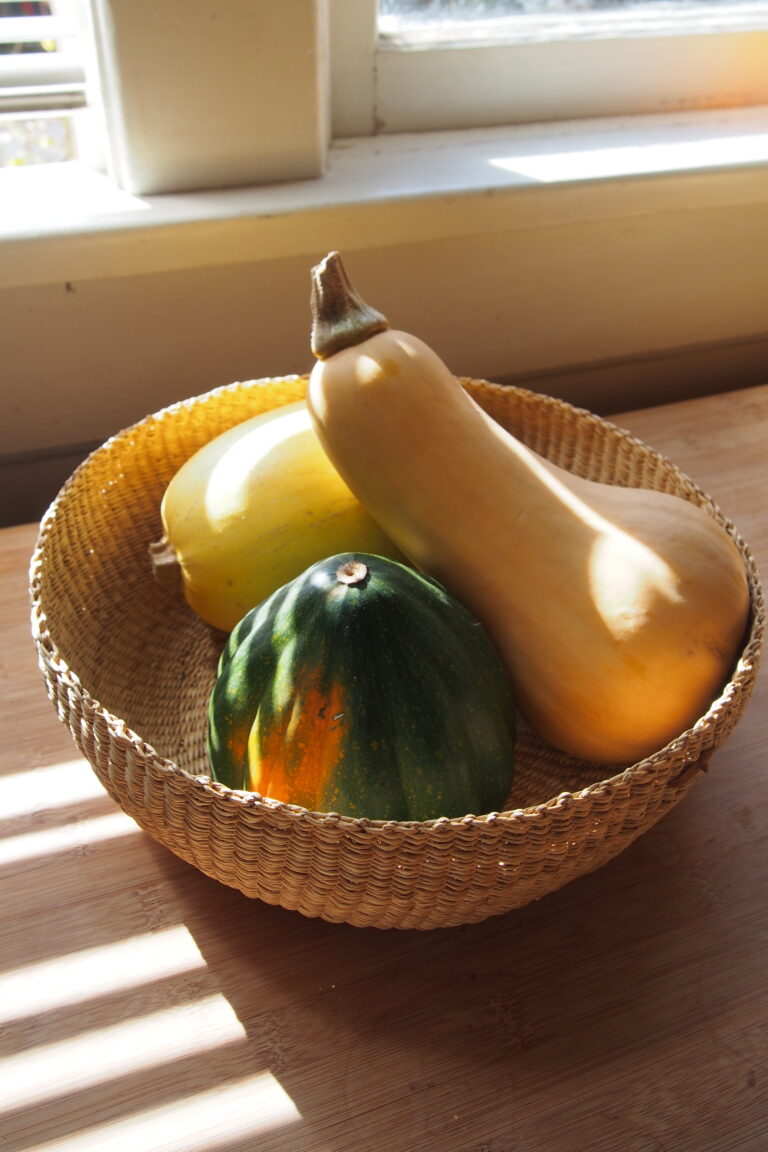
30;377;764;930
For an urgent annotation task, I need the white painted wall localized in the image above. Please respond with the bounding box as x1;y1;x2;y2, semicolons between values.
4;123;768;453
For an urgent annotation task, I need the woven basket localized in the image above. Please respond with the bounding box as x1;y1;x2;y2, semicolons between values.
30;377;764;930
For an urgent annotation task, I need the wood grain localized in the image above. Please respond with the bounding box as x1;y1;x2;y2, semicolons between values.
1;386;766;1152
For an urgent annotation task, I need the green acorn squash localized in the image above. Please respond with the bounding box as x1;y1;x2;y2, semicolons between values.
207;553;516;821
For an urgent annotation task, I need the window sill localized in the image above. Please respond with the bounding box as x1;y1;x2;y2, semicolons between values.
3;104;768;290
4;104;768;475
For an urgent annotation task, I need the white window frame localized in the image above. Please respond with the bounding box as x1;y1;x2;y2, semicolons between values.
331;0;768;137
4;1;768;189
4;0;768;475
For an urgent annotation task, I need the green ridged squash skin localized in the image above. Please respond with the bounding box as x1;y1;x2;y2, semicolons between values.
207;553;516;822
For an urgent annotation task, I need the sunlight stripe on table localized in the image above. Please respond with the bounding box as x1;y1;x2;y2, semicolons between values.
0;808;140;868
0;760;105;819
0;993;247;1115
31;1071;302;1152
0;924;208;1023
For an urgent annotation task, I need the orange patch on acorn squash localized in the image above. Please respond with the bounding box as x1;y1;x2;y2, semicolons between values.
246;675;347;810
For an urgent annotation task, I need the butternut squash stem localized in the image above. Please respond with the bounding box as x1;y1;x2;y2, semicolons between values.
310;251;389;360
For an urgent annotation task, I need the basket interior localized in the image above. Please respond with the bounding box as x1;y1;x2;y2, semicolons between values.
32;376;756;813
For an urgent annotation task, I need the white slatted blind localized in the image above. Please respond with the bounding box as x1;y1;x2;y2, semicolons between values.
0;1;85;114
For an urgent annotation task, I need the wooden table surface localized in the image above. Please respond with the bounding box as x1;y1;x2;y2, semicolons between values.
1;385;766;1152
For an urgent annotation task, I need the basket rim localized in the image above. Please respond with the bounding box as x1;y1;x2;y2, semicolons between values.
28;376;765;835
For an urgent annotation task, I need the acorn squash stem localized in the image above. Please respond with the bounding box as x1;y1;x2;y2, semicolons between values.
336;559;369;586
311;251;389;361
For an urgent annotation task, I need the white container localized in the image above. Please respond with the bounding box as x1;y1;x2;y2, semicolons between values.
87;0;329;194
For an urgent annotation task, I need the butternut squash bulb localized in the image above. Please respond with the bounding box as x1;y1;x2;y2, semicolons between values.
153;399;402;631
306;252;750;764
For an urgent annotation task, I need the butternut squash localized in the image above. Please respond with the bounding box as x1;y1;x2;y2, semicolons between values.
307;252;750;764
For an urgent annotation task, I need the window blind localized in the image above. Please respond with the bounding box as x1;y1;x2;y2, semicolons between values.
0;1;85;114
